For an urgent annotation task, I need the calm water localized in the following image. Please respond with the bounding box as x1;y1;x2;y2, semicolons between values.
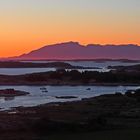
0;68;56;75
0;85;139;110
0;61;139;75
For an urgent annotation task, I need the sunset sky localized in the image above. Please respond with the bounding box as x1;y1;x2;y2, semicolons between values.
0;0;140;57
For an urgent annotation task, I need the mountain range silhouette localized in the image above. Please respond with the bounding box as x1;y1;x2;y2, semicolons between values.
9;41;140;60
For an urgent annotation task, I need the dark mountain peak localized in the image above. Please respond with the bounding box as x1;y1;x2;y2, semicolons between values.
43;41;81;48
57;41;80;46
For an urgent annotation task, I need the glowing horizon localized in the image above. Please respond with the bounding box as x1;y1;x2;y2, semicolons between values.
0;0;140;57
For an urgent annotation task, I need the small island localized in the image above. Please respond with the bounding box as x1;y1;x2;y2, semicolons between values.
55;96;78;99
0;89;30;97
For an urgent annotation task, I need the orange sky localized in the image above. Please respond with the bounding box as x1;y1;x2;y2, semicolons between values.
0;0;140;57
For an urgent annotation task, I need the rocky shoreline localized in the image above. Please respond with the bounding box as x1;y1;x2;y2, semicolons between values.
0;89;140;139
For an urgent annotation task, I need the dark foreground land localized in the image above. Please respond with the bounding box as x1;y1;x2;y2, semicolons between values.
0;89;140;140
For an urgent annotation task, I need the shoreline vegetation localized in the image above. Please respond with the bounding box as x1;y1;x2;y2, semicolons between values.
0;64;139;85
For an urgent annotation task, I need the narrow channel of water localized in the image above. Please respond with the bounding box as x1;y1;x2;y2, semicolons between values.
0;85;139;110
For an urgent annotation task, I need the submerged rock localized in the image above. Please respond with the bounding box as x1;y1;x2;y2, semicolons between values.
55;96;77;99
86;88;91;91
0;89;30;97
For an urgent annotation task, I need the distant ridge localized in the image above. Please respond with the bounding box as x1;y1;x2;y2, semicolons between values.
5;42;140;60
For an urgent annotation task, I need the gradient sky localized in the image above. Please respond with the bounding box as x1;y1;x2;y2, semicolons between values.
0;0;140;57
